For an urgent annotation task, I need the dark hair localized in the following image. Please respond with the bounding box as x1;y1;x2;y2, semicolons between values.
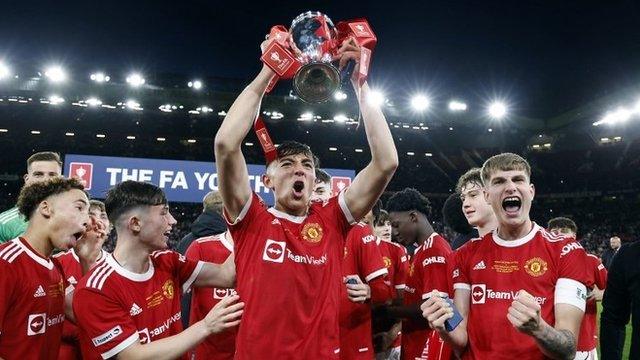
89;200;106;213
17;177;86;219
547;217;578;234
374;209;390;227
27;151;62;169
443;192;474;234
275;141;315;164
386;188;432;218
456;168;483;193
104;181;167;224
315;168;331;185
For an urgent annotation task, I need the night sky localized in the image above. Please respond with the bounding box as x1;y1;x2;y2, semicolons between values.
2;1;640;118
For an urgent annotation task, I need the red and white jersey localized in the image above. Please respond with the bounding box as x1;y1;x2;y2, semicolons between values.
452;224;591;360
225;191;354;359
185;232;237;360
577;254;607;351
377;238;409;292
0;238;66;360
402;233;453;360
53;249;107;348
73;250;203;360
340;223;388;359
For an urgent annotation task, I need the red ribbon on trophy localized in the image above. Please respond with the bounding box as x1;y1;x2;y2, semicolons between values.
253;116;278;164
260;17;377;93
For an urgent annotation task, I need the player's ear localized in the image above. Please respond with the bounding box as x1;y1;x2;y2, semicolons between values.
127;214;142;234
409;211;418;223
529;183;535;200
38;200;53;218
262;173;274;191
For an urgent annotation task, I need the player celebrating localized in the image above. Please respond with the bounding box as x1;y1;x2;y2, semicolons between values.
457;168;498;237
213;34;397;358
72;181;242;359
548;217;606;360
385;188;453;360
0;177;90;359
0;152;63;243
312;169;392;359
54;200;110;359
422;153;592;359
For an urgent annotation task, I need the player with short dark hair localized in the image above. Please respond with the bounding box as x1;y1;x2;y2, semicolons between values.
214;34;397;358
385;188;453;360
0;177;90;359
423;153;592;359
72;181;242;360
0;151;63;243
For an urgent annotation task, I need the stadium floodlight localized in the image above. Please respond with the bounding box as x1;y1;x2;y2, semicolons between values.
126;135;136;140
488;101;507;119
156;137;166;142
44;66;66;82
355;148;363;153
49;95;65;105
298;112;314;121
65;132;74;136
334;90;347;101
593;107;632;126
334;114;349;122
425;152;433;157
410;94;430;112
126;73;145;87
188;80;203;90
125;100;142;110
329;147;338;151
85;98;102;107
367;90;386;106
31;130;41;135
448;100;467;111
0;62;10;80
90;72;110;83
187;139;197;143
407;152;415;156
96;134;106;138
0;129;8;133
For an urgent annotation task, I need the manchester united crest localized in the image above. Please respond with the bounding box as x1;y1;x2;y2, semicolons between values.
301;223;323;243
524;257;548;277
162;280;175;299
383;256;392;268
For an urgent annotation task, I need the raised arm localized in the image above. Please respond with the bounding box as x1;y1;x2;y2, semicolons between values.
340;40;398;221
422;288;471;356
214;42;275;221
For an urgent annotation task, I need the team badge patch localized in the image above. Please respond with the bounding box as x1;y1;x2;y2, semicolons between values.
162;280;175;299
301;223;323;243
524;257;548;277
383;256;392;268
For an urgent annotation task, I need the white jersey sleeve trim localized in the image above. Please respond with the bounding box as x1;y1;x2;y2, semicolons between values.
422;291;449;300
182;261;205;293
453;283;471;291
395;284;406;290
224;194;253;226
554;278;587;311
101;333;139;359
365;268;388;282
338;190;357;225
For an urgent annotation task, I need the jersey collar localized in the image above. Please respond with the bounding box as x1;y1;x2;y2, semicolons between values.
16;237;54;270
492;223;540;248
106;253;155;282
267;207;308;224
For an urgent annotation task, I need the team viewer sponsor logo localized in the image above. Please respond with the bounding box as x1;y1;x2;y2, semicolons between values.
471;284;547;305
92;325;123;346
262;240;286;263
138;328;150;344
27;313;46;336
213;288;237;300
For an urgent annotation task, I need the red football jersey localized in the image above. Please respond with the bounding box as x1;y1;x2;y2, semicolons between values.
225;191;353;359
577;253;607;351
53;249;107;360
185;232;237;360
73;251;203;359
340;223;388;359
401;233;453;360
452;224;591;359
0;238;66;360
377;238;409;292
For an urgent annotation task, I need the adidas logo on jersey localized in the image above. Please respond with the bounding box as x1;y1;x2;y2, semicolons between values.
33;285;46;298
130;303;143;316
473;261;486;270
271;219;281;225
67;276;77;285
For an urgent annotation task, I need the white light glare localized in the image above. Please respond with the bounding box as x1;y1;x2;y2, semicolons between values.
334;114;349;122
298;112;313;121
488;101;507;119
334;91;347;101
367;90;386;106
45;66;66;82
126;73;145;87
126;100;142;110
594;107;632;126
0;63;10;80
188;80;203;89
448;100;467;111
410;94;430;112
49;95;65;105
86;98;102;107
90;72;110;82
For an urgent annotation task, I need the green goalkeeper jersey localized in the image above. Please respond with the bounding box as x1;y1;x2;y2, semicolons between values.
0;207;27;243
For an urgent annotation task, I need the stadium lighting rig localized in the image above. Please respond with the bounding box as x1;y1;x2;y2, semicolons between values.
410;94;431;112
126;73;145;87
90;72;110;83
488;101;507;119
367;90;386;106
44;66;66;82
593;107;632;126
188;80;203;90
334;90;347;101
448;100;467;111
0;62;10;80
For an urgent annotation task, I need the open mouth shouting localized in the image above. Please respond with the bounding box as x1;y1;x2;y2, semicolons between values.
502;196;522;217
292;180;305;200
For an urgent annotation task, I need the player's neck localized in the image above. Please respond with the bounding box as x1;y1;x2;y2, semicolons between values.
22;223;54;258
112;238;152;274
496;219;533;241
478;215;499;237
417;226;434;245
274;201;308;217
